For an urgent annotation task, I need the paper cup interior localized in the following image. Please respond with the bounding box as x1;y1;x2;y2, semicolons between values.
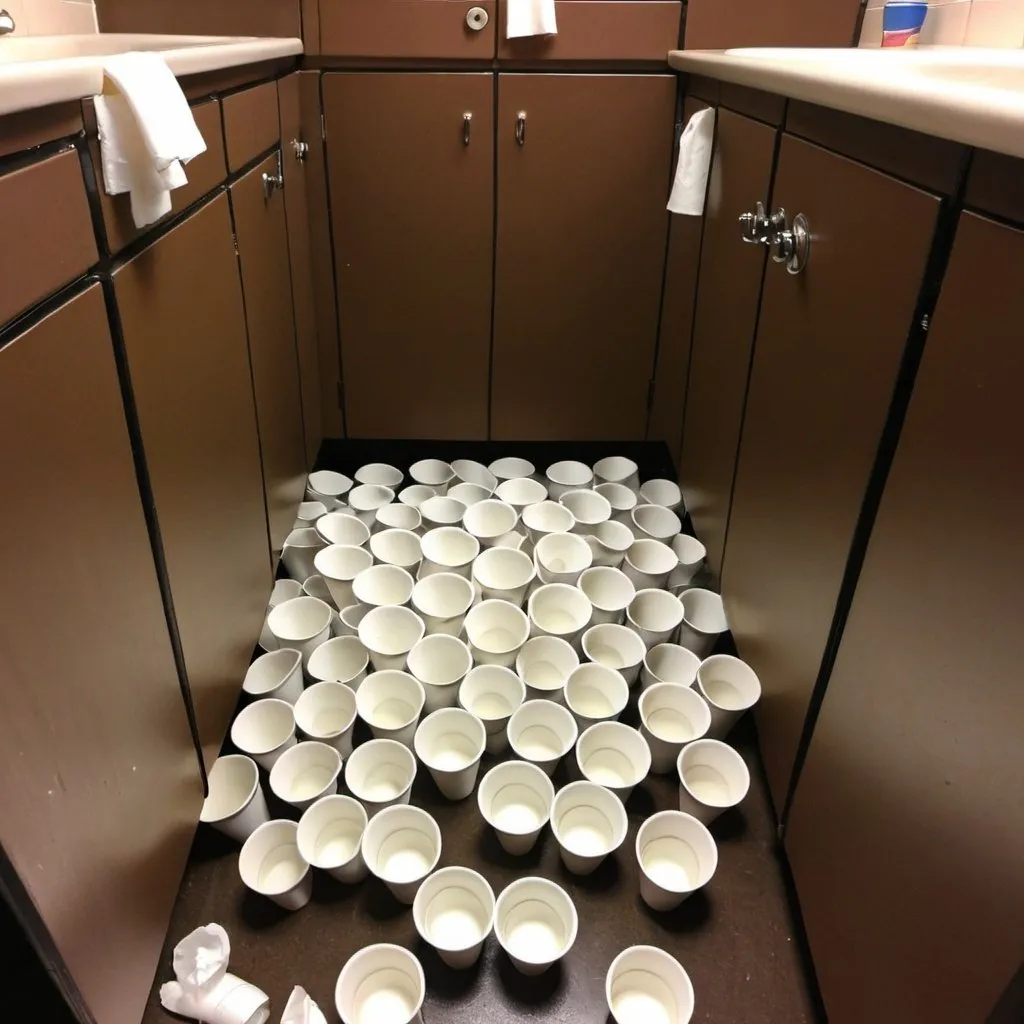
578;567;635;611
478;761;554;834
316;513;370;548
359;606;424;656
464;499;518;540
559;489;612;526
536;532;592;575
637;811;718;892
420;496;466;527
516;636;579;693
356;671;424;730
414;867;495;953
546;460;592;490
474;547;534;591
489;457;535;481
370;529;422;569
448;482;491;507
577;722;651;789
565;664;629;721
639;479;682;508
529;584;593;634
508;701;578;761
345;740;417;805
459;666;525;723
697;655;761;711
593;456;638;486
453;459;499;491
607;946;695;1024
414;709;485;772
202;755;259;823
362;805;441;883
412;572;474;620
243;649;302;696
496;476;548;508
640;684;711;743
465;600;529;654
376;503;422;532
270;741;342;805
552;781;627;857
644;644;701;687
355;463;404;488
632;504;682;540
679;740;751;808
352;564;414;608
410;459;455;488
307;636;368;685
681;589;729;634
308;470;353;499
297;795;367;870
583;624;646;672
421;527;479;568
239;821;307;896
295;681;357;740
629;590;684;632
495;877;578;966
408;635;473;687
231;699;295;755
336;944;424;1024
522;500;575;537
399;484;437;508
267;597;332;643
626;539;677;576
349;483;395;512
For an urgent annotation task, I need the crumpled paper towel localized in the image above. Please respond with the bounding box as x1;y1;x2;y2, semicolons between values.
281;986;327;1024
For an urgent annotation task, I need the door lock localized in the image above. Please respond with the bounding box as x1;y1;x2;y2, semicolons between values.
466;6;489;30
739;205;811;275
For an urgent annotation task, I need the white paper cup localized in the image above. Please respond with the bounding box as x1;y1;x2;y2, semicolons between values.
414;708;486;800
677;739;750;824
528;583;593;651
370;529;423;575
593;456;640;492
606;945;694;1024
507;699;578;776
551;779;628;875
399;484;437;509
696;655;762;738
352;563;415;609
355;670;425;747
586;519;635;568
515;635;579;703
336;943;424;1024
297;794;368;884
463;499;519;548
622;539;677;591
349;483;396;526
306;636;369;690
269;740;343;811
313;544;374;611
560;489;612;534
464;599;530;668
564;663;629;730
419;495;466;531
459;665;526;753
627;590;685;650
173;971;270;1024
411;571;474;635
576;721;652;802
636;809;717;910
595;482;639;525
677;589;728;658
639;683;712;774
521;500;575;545
410;458;455;495
495;476;548;511
473;547;536;606
668;534;707;590
307;469;353;506
492;530;527;551
238;820;312;910
267;596;332;667
361;804;441;904
338;602;370;637
545;460;593;500
630;504;682;543
358;605;425;672
201;755;269;843
408;634;473;713
231;698;297;771
478;760;554;855
281;528;327;582
375;502;424;535
641;643;702;691
302;573;340;613
582;623;647;686
495;877;578;974
413;866;495;969
639;478;683;512
295;500;327;531
316;511;370;548
260;580;305;652
294;681;358;757
448;482;492;508
420;527;479;579
355;463;404;489
577;566;636;626
242;648;304;705
489;456;535;483
535;532;593;586
343;741;416;820
453;458;498;493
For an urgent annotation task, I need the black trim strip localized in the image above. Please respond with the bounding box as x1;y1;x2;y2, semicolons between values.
0;135;79;178
486;71;500;440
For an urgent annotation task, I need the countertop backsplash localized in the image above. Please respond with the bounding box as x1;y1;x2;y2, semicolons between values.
1;0;97;36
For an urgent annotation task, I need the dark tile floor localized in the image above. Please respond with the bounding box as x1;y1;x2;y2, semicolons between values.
139;442;820;1024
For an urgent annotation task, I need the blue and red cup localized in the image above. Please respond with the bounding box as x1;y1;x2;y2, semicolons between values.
882;1;928;46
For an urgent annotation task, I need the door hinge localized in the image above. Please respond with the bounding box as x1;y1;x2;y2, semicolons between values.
231;233;240;257
321;113;327;142
920;313;930;332
336;380;344;409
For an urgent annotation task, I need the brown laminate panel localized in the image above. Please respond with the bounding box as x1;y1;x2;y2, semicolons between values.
684;0;861;47
179;61;294;102
90;98;227;256
719;83;786;126
722;135;939;812
786;212;1024;1024
680;109;775;575
0;148;97;325
95;0;301;35
965;148;1024;224
0;101;83;159
279;73;323;466
231;153;308;557
222;80;281;172
302;0;320;53
319;0;497;59
786;100;965;196
299;70;344;438
497;1;681;62
492;74;676;440
324;72;493;439
114;195;270;769
687;74;721;104
0;284;202;1024
648;97;708;466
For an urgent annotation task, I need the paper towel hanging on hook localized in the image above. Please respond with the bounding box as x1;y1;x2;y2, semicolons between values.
667;108;716;216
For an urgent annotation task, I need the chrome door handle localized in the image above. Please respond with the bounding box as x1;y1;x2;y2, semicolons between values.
516;111;526;146
291;139;309;162
738;201;770;244
262;154;284;199
463;112;472;146
771;212;811;275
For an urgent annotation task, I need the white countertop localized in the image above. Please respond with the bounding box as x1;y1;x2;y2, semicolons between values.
668;47;1024;161
0;34;303;117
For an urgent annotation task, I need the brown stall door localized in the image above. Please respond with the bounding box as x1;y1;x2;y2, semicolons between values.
279;73;323;468
0;285;202;1024
786;213;1024;1024
684;0;861;48
680;108;775;574
492;74;675;440
231;152;308;556
324;72;493;439
721;136;939;812
115;195;270;769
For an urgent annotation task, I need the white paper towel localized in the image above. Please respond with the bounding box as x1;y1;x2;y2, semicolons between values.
507;0;557;38
667;108;716;216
